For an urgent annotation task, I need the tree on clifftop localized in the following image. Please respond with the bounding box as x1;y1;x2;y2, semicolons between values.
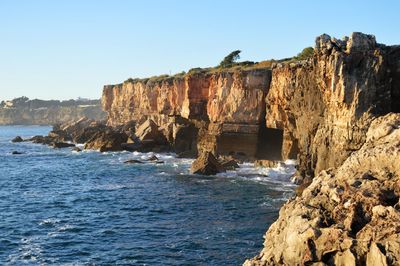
219;50;241;68
294;47;314;60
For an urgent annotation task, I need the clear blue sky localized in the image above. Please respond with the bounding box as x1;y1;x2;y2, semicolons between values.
0;0;399;101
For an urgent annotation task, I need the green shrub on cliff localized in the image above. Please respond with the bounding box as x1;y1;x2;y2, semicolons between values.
293;47;314;60
219;50;241;68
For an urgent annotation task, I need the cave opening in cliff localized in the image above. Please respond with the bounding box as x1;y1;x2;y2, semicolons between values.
256;126;284;160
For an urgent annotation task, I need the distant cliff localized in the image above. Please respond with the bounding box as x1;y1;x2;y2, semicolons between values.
0;97;106;125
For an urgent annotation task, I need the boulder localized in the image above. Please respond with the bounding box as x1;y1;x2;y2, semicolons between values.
48;130;72;142
73;122;108;144
136;119;167;145
84;130;128;152
221;159;240;170
11;136;23;143
190;152;226;175
53;142;75;148
28;135;54;145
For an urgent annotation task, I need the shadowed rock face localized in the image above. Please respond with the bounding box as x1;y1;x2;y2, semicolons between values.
266;32;400;177
244;113;400;265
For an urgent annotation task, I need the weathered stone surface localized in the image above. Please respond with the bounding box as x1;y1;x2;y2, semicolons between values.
190;152;226;175
244;113;400;265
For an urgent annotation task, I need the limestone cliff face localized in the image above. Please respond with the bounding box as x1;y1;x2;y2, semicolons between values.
102;69;272;159
266;32;400;177
103;78;186;126
103;69;271;125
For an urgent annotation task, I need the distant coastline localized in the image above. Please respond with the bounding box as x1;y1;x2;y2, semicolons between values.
0;97;106;125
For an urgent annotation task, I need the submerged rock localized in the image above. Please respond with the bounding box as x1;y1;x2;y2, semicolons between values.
124;159;144;164
72;147;82;152
190;152;226;175
11;136;23;143
147;155;159;161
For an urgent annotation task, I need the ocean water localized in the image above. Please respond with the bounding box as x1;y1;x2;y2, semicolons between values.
0;126;296;265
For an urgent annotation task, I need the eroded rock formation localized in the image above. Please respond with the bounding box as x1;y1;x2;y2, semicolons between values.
244;33;400;266
244;113;400;265
266;32;400;178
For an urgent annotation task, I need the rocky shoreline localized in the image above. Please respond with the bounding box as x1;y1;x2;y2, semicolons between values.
14;32;400;265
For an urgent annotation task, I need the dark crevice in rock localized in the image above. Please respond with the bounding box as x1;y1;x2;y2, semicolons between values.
256;127;284;160
350;203;370;237
380;189;399;207
321;251;337;265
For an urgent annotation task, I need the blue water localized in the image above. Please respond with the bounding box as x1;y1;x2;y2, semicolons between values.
0;126;295;265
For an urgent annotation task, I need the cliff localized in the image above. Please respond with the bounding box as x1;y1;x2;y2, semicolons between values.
266;32;400;179
99;32;400;265
0;97;106;125
245;33;400;265
102;68;278;160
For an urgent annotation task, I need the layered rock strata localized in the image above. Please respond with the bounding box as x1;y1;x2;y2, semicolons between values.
102;69;275;160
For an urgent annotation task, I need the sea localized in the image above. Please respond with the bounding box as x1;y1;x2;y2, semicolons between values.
0;125;296;265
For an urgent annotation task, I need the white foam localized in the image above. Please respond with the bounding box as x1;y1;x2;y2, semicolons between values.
216;159;297;186
39;218;61;226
